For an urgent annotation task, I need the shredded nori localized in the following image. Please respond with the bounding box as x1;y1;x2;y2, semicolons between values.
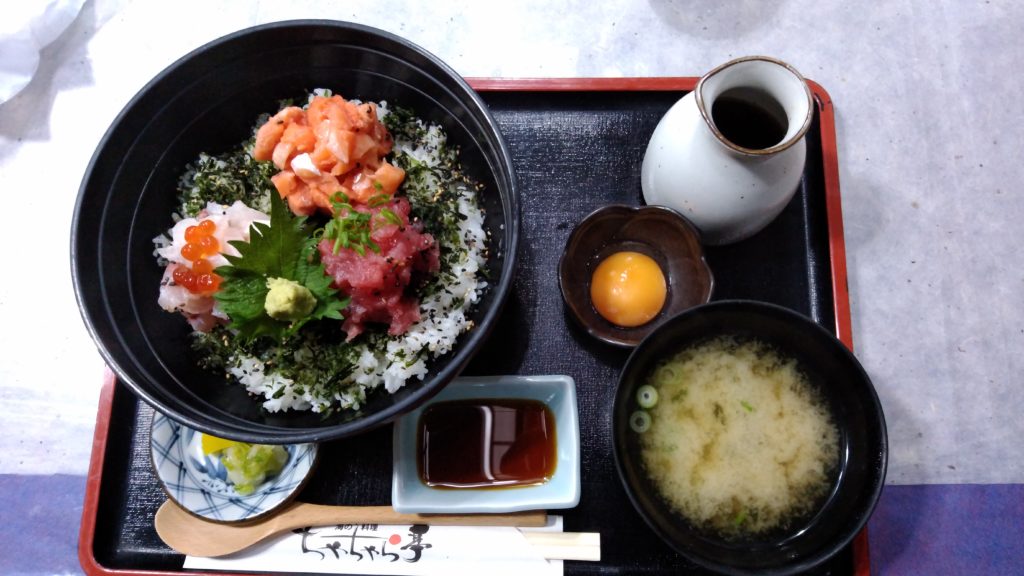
385;108;478;297
192;324;359;402
381;104;429;142
177;146;276;217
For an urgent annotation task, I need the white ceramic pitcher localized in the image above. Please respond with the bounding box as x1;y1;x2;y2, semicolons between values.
641;56;813;245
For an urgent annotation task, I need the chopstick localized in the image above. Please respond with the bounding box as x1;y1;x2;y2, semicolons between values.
522;531;601;561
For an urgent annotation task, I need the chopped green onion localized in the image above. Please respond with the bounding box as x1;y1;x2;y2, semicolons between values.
637;385;659;408
322;199;382;256
367;193;391;207
379;207;402;226
741;400;754;412
629;410;652;433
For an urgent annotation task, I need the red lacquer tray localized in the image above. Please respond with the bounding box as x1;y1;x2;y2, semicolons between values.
80;77;866;576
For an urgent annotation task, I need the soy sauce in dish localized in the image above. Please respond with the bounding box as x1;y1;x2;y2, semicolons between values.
711;87;788;150
418;399;557;489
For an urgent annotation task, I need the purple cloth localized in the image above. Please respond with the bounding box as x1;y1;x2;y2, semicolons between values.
869;484;1024;574
2;474;1023;574
0;474;85;575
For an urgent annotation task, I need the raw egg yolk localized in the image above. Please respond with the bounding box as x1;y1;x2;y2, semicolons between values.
590;251;667;327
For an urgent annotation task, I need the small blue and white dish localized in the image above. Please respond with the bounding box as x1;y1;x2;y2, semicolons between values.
150;413;318;522
392;375;581;514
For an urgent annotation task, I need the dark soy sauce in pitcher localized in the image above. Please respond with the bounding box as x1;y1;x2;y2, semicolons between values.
711;87;789;150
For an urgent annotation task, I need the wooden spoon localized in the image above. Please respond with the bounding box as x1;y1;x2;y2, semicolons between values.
155;500;548;558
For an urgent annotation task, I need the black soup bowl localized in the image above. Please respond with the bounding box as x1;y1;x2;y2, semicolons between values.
613;300;886;575
71;21;519;443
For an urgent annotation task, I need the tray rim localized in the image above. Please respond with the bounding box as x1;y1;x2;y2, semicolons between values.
78;76;862;576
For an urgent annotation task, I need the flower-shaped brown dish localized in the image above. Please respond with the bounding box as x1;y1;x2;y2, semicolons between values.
558;205;714;347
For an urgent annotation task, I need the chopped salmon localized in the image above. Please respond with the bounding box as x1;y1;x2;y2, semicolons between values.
286;189;318;216
253;107;304;161
373;162;405;196
271;141;295;170
252;95;404;215
281;123;316;154
271;171;299;198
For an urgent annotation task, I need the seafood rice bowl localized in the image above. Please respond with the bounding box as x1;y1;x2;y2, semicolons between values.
153;92;489;415
71;22;519;442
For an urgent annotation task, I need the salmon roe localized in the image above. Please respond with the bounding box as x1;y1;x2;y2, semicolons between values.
182;220;220;261
184;219;217;243
176;219;222;294
192;259;214;275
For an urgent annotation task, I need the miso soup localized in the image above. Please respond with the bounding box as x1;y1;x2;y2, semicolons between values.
635;336;839;538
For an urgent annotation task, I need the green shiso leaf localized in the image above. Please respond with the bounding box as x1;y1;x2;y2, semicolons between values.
222;190;307;279
213;272;277;339
215;193;346;343
294;237;349;329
